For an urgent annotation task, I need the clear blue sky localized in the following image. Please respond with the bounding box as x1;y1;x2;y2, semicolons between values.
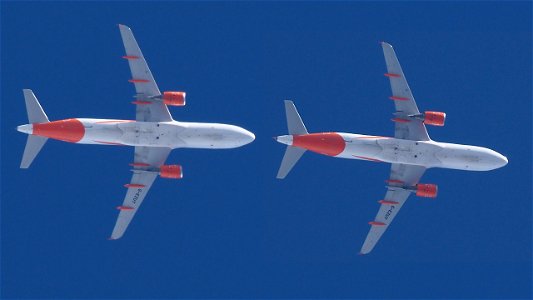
2;2;531;298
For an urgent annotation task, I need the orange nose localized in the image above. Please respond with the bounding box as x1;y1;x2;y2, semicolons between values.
293;133;346;156
33;119;85;143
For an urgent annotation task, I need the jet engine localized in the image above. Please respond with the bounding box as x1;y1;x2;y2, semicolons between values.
162;91;186;106
423;111;446;126
415;183;438;198
160;165;183;179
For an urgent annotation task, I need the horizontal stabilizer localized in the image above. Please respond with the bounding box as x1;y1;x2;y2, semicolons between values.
284;100;308;135
276;146;306;179
20;135;48;169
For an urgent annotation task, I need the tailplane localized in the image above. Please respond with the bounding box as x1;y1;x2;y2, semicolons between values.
19;89;49;168
275;100;307;179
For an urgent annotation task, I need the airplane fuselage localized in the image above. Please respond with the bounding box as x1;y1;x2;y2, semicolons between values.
17;118;255;149
276;132;508;171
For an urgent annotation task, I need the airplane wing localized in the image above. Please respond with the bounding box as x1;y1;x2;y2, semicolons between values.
360;163;426;254
118;24;173;122
381;42;430;141
109;146;171;239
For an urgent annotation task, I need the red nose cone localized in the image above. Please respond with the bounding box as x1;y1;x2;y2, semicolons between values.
293;133;346;156
33;119;85;143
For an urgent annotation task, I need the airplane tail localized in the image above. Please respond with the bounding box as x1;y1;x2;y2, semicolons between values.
275;100;308;179
19;89;49;168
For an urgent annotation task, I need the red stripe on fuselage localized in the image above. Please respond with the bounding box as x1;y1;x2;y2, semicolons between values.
353;155;383;162
33;119;85;143
293;133;346;156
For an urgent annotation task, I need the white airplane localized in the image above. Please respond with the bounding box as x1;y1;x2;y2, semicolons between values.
274;42;508;254
17;24;255;240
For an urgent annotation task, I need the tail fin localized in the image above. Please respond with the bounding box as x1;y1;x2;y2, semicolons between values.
284;100;307;135
275;100;308;179
20;89;49;168
23;89;49;123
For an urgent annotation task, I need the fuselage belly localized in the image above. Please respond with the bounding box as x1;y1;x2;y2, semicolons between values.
18;118;255;150
277;132;508;171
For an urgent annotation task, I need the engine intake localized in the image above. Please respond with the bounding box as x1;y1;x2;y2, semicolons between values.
416;183;438;198
162;91;186;106
423;111;446;126
160;165;183;179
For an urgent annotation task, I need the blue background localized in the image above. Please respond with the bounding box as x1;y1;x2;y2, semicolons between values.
2;2;531;299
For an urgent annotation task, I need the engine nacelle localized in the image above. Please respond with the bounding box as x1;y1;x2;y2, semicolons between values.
415;184;438;198
160;165;183;179
423;111;446;126
162;91;186;106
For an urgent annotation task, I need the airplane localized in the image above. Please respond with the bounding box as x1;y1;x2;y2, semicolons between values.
274;42;508;254
17;24;255;240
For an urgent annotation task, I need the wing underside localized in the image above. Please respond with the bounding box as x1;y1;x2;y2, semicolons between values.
360;164;426;254
118;24;172;122
110;146;171;239
381;42;430;141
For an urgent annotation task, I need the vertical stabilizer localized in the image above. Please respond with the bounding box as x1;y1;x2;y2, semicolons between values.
23;89;49;123
284;100;307;135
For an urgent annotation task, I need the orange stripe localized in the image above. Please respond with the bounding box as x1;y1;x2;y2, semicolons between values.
389;96;409;101
369;221;386;226
124;184;145;188
354;156;382;162
391;118;410;123
94;140;124;146
378;200;399;205
384;73;400;77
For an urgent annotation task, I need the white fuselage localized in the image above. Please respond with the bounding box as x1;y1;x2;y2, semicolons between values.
276;132;508;171
17;118;255;149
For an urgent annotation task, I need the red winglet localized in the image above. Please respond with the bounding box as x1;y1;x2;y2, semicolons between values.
378;200;400;205
385;179;404;184
129;163;150;167
122;55;140;60
124;184;145;188
116;206;135;211
391;118;411;123
389;96;409;101
369;221;386;226
128;79;150;83
384;73;400;78
131;101;152;105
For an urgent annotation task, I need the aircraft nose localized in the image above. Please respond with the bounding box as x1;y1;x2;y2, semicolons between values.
232;126;254;146
242;129;255;145
498;154;508;167
490;151;508;169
